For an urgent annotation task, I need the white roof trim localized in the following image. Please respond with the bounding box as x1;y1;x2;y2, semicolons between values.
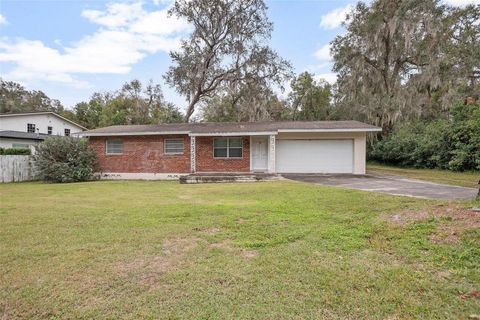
77;128;382;137
76;131;190;137
189;131;277;137
277;128;382;133
0;112;54;117
0;112;87;130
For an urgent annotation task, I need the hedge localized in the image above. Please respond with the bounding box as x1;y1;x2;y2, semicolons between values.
370;102;480;171
0;147;32;155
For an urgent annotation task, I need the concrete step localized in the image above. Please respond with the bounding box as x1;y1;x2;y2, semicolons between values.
179;174;279;184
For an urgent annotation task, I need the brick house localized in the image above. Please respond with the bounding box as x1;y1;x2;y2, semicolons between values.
78;121;381;179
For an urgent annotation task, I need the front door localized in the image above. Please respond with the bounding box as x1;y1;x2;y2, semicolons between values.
251;137;268;172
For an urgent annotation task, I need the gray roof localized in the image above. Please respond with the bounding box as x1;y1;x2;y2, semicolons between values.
79;121;381;136
0;130;49;140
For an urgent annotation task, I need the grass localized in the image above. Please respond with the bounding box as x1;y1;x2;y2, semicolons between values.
367;162;480;188
0;180;479;319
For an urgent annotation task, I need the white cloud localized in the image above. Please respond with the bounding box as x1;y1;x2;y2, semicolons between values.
313;43;332;61
81;2;145;29
152;0;174;5
0;2;190;86
319;0;478;31
320;4;353;30
312;43;336;84
131;10;191;35
0;13;7;25
443;0;479;6
314;73;337;85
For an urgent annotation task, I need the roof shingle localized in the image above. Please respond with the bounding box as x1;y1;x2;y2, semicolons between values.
78;120;381;136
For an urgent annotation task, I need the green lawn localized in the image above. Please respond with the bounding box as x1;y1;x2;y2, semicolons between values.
368;162;480;188
0;180;479;319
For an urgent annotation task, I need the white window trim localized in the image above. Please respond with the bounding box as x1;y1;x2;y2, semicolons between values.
213;137;243;159
27;123;36;133
164;138;184;155
105;140;124;155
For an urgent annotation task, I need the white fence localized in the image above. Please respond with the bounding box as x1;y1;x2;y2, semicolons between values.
0;155;35;183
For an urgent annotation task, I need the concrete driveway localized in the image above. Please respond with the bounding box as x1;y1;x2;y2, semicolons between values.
283;173;478;200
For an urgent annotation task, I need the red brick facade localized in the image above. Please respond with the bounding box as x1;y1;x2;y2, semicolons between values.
195;136;250;172
90;135;191;173
89;135;251;173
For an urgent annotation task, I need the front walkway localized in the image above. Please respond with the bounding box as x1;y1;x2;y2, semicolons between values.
283;173;478;200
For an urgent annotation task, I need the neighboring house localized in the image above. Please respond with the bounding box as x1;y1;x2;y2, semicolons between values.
78;121;381;179
0;112;86;151
0;131;49;151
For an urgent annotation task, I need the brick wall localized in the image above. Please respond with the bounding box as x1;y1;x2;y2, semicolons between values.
89;135;190;173
196;136;250;172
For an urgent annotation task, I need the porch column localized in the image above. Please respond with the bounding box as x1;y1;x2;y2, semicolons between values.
190;136;196;173
268;135;276;173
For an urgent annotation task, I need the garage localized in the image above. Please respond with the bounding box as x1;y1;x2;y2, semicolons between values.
276;139;354;173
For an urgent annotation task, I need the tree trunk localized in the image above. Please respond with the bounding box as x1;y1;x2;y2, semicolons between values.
184;92;201;122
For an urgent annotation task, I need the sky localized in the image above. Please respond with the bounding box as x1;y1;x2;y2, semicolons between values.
0;0;478;112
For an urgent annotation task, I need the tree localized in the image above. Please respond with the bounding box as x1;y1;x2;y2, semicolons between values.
288;72;332;121
165;0;292;121
0;79;67;115
73;80;183;128
331;0;453;131
442;5;480;98
74;98;103;129
201;83;289;122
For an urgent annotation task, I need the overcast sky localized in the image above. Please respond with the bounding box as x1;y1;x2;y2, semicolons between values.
0;0;478;111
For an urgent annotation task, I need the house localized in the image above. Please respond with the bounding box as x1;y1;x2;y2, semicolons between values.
78;121;381;179
0;112;86;151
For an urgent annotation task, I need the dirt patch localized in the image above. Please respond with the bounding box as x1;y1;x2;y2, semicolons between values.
459;290;480;300
210;240;257;259
240;249;258;259
162;237;199;255
114;236;199;287
385;204;480;244
192;226;222;234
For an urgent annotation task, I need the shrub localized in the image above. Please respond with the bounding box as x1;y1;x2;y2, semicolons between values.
0;147;31;155
370;102;480;171
34;136;96;183
448;102;480;170
370;121;424;167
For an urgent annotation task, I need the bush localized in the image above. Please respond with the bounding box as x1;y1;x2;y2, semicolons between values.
0;147;31;155
448;102;480;170
370;102;480;171
34;136;96;183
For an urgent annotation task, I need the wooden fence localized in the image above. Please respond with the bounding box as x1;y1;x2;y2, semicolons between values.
0;155;35;183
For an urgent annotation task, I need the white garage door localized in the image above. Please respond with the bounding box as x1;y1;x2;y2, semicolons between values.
276;139;354;173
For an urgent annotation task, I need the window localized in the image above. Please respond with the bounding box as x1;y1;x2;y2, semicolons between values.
106;140;123;154
12;143;30;149
213;137;243;158
64;129;71;136
165;139;184;154
27;123;36;133
48;126;53;135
